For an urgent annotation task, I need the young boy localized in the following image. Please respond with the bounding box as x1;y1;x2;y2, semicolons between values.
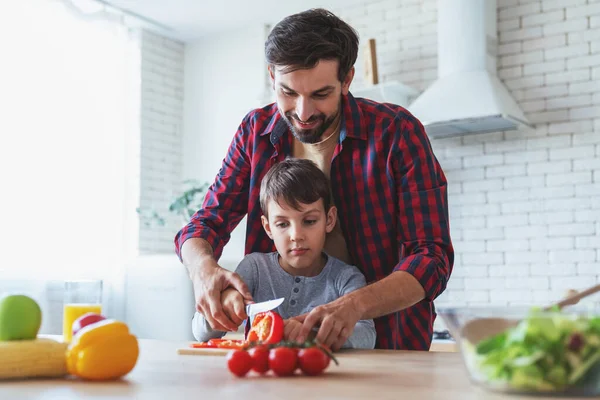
192;158;376;349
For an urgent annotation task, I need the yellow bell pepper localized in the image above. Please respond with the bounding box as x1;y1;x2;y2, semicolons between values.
66;319;139;381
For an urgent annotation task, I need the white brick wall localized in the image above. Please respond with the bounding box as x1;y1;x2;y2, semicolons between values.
333;0;600;309
336;1;438;92
138;31;185;253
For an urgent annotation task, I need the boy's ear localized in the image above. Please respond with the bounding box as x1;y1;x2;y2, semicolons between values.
261;215;273;239
325;206;337;233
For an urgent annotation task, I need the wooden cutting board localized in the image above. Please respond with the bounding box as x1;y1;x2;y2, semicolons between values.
176;347;230;356
177;341;458;355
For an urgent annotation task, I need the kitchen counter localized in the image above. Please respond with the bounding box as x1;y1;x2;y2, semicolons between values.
0;339;580;400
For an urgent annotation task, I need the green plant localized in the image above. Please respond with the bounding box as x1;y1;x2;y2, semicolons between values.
136;180;210;227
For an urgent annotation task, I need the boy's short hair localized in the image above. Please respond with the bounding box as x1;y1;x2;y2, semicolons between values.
260;158;332;218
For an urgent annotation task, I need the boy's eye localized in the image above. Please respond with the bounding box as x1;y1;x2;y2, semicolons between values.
275;222;289;228
304;219;317;225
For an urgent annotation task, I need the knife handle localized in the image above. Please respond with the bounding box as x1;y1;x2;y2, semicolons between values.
243;317;250;340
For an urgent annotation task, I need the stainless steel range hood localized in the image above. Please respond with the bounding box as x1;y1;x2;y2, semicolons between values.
409;0;533;138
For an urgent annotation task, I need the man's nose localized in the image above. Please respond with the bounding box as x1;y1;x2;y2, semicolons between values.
295;97;314;122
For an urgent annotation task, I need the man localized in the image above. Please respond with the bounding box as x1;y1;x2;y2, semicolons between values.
175;8;454;351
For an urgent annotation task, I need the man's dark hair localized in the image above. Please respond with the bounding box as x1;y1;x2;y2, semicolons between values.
265;8;359;82
260;158;332;218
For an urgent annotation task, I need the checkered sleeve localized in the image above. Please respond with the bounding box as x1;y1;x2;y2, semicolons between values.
392;115;454;301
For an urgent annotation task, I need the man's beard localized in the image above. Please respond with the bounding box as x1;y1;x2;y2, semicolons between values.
282;108;340;144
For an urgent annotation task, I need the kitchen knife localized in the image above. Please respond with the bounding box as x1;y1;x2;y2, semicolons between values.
245;297;284;319
244;297;284;339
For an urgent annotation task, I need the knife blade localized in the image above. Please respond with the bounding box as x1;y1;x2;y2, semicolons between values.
245;297;284;319
244;297;284;340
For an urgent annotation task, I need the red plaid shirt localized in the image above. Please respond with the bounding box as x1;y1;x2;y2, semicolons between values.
175;93;454;350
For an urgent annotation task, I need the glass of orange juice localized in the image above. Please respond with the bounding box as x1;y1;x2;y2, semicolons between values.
62;280;103;342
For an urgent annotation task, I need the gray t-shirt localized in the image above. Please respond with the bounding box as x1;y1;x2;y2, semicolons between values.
192;252;376;349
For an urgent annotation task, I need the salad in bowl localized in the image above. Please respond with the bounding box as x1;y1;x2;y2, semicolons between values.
439;306;600;396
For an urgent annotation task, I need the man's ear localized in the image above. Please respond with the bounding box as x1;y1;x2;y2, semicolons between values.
325;206;337;233
341;67;355;95
268;65;275;89
261;215;273;239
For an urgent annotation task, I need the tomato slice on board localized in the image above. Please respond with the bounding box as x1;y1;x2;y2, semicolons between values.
190;339;246;349
207;339;227;346
190;341;217;349
246;311;284;344
213;339;246;349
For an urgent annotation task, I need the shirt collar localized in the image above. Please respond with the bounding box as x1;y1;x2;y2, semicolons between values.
260;92;368;143
341;92;368;141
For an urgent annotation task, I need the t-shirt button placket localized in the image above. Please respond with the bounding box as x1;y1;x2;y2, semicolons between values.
291;277;301;307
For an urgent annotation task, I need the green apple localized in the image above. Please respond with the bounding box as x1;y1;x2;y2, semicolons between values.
0;294;42;341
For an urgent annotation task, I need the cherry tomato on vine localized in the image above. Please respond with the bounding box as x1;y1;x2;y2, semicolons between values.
226;349;253;377
298;347;330;376
268;347;298;376
248;345;270;374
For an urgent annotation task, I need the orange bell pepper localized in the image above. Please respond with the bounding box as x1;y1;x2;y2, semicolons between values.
66;319;139;381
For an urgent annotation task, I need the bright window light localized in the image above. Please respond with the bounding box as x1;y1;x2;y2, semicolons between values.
0;0;140;281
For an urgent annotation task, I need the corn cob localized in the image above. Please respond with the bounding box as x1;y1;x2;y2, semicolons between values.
0;338;68;379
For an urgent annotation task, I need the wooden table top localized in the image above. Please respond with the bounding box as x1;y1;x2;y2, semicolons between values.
0;339;584;400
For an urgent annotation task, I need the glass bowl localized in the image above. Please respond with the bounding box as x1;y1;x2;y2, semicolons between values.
438;306;600;397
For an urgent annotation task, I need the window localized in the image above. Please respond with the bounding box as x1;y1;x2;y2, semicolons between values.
0;0;140;283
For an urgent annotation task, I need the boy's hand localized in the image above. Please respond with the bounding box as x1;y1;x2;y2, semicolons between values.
284;319;317;343
283;319;304;342
220;288;249;328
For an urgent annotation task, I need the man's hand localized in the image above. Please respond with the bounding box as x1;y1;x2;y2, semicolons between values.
191;258;253;332
293;298;361;351
221;288;249;328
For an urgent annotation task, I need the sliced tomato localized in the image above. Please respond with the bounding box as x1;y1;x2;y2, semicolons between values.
190;339;246;350
190;341;217;349
246;311;284;344
213;339;246;349
207;338;228;346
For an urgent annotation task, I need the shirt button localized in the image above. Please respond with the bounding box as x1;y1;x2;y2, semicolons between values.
290;300;296;305
295;277;301;283
293;288;299;293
